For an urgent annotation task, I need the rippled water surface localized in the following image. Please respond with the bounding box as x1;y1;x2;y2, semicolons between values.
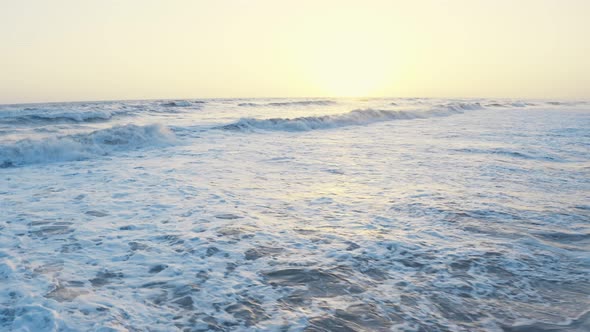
1;98;589;331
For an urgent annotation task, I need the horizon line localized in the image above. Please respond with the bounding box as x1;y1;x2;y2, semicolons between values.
2;95;588;107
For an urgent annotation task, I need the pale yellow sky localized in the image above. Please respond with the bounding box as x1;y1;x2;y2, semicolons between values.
1;0;589;103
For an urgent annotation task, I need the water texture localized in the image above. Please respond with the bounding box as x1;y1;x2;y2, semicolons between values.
0;98;588;331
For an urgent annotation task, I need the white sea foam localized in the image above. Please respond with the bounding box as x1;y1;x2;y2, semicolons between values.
9;305;62;332
0;260;15;279
0;98;588;331
0;124;175;167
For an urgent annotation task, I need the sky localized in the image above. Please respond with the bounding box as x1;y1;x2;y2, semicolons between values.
1;0;589;103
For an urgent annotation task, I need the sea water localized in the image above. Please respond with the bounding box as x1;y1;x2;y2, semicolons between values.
1;98;589;331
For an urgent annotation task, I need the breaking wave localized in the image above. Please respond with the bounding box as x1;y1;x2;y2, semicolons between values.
484;102;535;108
237;100;336;107
0;124;176;167
0;109;124;124
219;104;479;132
161;100;204;107
0;100;206;124
439;102;485;111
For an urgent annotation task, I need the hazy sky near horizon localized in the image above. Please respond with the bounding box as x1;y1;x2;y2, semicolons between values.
1;0;589;103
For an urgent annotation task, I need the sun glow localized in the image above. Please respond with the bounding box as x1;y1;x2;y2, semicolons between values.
0;0;588;103
285;9;399;98
300;39;395;97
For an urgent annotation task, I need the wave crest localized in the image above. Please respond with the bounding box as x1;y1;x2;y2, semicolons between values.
440;102;485;111
161;100;205;107
218;107;471;132
238;100;336;107
0;124;176;167
0;109;121;124
453;148;562;162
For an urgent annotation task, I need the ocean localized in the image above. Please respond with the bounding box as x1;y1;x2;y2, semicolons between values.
1;98;589;331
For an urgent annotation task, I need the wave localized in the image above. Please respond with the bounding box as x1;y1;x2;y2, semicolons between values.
453;148;563;162
0;100;205;124
218;106;472;132
544;100;587;106
482;101;539;108
440;102;485;111
0;124;176;167
0;109;122;124
238;100;336;107
161;100;204;107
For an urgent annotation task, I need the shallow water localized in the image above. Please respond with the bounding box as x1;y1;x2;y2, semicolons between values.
1;98;589;331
